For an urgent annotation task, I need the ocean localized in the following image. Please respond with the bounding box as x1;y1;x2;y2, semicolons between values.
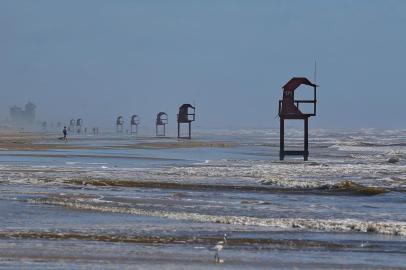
0;128;405;269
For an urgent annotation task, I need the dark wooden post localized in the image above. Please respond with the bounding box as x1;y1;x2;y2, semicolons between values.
280;117;285;160
304;117;309;161
188;123;191;139
177;122;180;138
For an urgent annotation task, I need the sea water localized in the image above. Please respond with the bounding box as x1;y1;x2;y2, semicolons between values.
0;129;405;269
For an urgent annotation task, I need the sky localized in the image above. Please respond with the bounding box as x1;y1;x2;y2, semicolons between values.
0;0;405;130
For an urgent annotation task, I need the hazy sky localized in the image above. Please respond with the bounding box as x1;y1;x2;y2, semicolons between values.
1;0;405;130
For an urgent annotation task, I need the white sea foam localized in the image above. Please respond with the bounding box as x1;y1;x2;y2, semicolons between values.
151;159;406;189
30;198;406;236
66;161;109;166
65;162;79;165
1;155;405;190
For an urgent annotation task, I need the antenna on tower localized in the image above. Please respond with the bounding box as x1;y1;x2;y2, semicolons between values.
314;60;317;84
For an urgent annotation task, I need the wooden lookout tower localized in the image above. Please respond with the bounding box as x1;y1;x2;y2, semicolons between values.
278;77;318;161
130;115;140;134
156;112;168;137
177;104;195;139
116;116;124;133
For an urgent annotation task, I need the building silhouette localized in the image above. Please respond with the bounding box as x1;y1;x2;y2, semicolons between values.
9;102;36;125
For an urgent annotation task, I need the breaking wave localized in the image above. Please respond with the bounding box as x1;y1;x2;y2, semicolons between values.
28;197;406;236
64;179;388;196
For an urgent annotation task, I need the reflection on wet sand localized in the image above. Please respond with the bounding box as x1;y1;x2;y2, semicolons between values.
0;131;236;151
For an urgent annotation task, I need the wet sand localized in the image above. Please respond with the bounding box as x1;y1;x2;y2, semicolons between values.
0;131;236;151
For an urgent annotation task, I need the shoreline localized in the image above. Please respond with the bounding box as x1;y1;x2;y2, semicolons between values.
0;131;237;151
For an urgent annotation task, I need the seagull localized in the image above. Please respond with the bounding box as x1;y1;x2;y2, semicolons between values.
213;233;227;263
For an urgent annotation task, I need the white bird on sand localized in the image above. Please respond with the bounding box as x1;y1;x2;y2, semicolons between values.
213;233;227;263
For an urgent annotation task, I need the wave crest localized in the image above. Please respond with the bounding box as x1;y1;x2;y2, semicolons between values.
29;197;406;236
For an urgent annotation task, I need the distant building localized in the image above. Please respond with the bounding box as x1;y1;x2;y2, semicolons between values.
9;102;36;125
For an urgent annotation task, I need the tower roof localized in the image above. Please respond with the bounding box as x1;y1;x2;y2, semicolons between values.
282;77;317;92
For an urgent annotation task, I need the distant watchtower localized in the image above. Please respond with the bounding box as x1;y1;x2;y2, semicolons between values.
116;116;124;133
278;77;318;161
130;115;140;134
156;112;168;137
177;104;195;139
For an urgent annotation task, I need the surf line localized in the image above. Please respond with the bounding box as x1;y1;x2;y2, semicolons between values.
30;198;406;236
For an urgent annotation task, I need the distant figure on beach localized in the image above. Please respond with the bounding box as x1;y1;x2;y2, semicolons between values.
63;126;67;142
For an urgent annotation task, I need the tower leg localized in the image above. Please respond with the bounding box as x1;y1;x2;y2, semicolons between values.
188;123;191;139
280;118;284;160
178;122;180;138
163;125;166;137
304;118;309;161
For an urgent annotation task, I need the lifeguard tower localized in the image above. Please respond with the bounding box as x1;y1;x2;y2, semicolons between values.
156;112;168;137
278;77;318;161
130;115;140;134
177;104;195;139
116;116;124;133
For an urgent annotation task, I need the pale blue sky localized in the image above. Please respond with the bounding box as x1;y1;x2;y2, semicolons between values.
1;0;405;129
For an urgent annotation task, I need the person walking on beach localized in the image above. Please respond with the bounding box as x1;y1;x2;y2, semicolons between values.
63;126;68;142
